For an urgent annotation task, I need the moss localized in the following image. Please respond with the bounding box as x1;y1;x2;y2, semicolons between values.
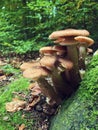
50;55;98;130
0;76;34;130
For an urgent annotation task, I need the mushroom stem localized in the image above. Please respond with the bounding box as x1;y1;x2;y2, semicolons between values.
79;69;86;79
37;77;62;104
67;45;81;89
78;45;87;70
51;69;73;98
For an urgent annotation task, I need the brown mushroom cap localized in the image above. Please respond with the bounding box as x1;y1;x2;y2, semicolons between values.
20;61;41;71
58;58;73;70
49;29;90;39
39;46;57;55
23;67;51;80
53;37;66;43
58;36;77;45
40;46;67;56
74;36;94;46
40;55;57;68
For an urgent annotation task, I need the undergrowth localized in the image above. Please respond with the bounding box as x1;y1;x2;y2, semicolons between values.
1;64;20;75
0;76;33;130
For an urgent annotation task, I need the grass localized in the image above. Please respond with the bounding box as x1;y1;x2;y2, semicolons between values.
0;75;34;130
0;63;20;75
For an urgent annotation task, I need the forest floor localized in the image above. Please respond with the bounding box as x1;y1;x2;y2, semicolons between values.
0;53;60;130
0;52;95;130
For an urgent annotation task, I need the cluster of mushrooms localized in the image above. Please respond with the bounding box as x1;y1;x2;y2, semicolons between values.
20;29;94;105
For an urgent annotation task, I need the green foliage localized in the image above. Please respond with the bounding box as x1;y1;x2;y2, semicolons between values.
0;0;98;55
12;40;34;54
1;64;19;75
12;40;47;54
50;55;98;130
87;55;98;69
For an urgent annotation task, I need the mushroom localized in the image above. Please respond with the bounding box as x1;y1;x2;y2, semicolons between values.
23;66;61;104
40;55;57;70
20;61;41;71
21;28;94;104
40;55;73;98
39;45;67;57
49;29;90;39
51;69;73;98
49;29;87;89
79;69;86;79
74;36;94;69
59;36;77;46
53;37;66;43
52;58;74;97
53;45;67;56
58;58;73;82
39;46;57;56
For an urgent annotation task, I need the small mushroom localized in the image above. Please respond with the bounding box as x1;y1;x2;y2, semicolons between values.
79;69;86;79
39;46;67;56
23;66;61;104
58;58;73;70
58;58;73;82
39;46;57;56
40;55;57;69
75;36;94;46
20;61;41;71
75;36;94;69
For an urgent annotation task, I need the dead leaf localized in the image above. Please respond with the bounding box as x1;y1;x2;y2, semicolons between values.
30;82;41;96
19;124;25;130
0;69;4;75
21;114;25;119
12;91;26;98
10;58;21;68
0;75;6;81
3;116;9;121
31;89;41;96
0;60;7;66
24;105;31;111
6;98;26;112
31;86;41;96
28;82;36;90
29;96;40;107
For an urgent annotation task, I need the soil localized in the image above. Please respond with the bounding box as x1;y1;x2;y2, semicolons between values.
23;94;59;130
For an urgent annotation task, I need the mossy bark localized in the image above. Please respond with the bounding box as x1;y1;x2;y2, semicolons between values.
49;56;98;130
